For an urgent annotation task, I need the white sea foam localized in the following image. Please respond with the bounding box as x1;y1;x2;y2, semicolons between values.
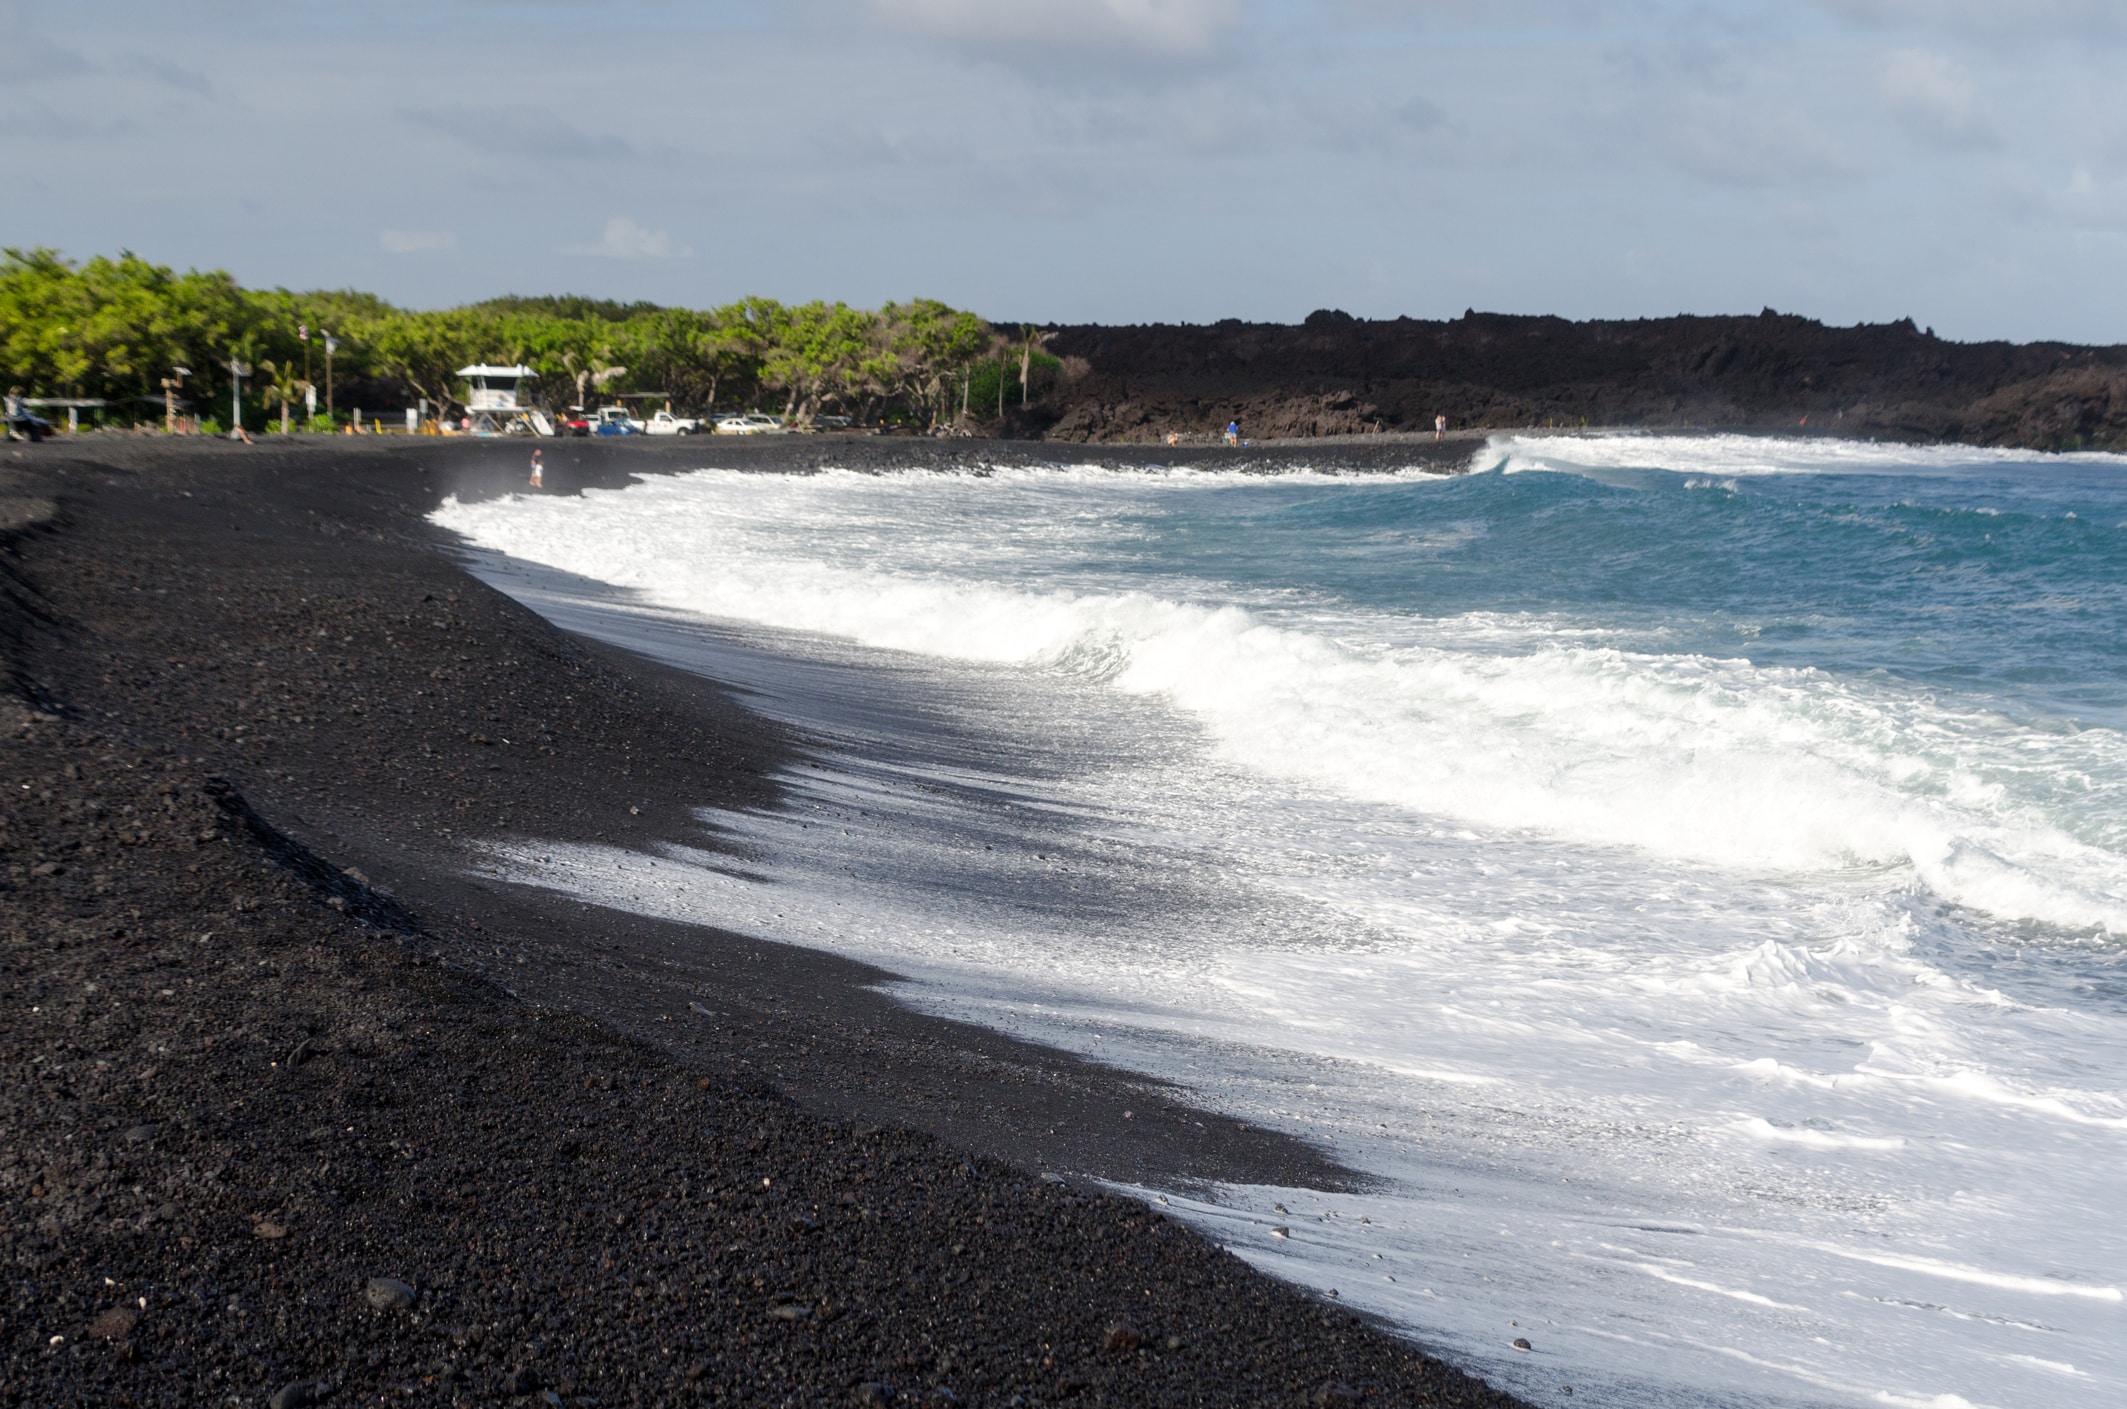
1807;1246;2123;1302
1730;1117;1905;1151
1494;431;2127;480
434;465;2127;933
436;446;2127;1409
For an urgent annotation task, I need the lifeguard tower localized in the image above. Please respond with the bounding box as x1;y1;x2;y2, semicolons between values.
459;364;554;437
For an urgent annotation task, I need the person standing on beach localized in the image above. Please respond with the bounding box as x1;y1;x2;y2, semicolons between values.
1435;413;1447;440
528;449;544;490
1224;420;1241;447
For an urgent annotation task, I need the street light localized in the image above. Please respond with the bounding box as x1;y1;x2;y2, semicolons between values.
323;332;338;423
227;358;251;438
161;366;190;434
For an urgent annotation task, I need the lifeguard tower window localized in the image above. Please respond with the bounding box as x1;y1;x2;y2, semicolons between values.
460;364;535;413
457;364;553;437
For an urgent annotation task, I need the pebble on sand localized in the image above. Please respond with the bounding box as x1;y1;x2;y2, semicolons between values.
364;1277;418;1311
88;1307;139;1340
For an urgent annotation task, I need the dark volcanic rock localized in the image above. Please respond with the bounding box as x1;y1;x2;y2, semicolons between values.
87;1307;139;1340
1037;310;2127;450
363;1277;418;1311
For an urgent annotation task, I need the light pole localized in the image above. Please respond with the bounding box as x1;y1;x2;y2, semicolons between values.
299;324;311;427
323;332;338;424
161;366;190;434
228;358;251;437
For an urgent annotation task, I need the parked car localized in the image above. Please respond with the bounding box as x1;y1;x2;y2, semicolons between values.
592;406;644;436
561;410;593;436
644;410;702;436
715;414;786;435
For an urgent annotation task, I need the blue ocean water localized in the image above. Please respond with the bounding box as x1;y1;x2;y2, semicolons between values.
437;435;2127;1409
1184;443;2127;724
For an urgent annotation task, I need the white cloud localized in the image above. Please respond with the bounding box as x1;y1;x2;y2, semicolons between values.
1881;48;1994;147
560;216;688;260
379;229;456;254
401;104;636;164
1641;92;1861;190
867;0;1240;57
11;26;93;81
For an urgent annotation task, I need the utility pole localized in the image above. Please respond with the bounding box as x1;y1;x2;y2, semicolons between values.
227;358;251;436
299;324;311;425
161;366;190;434
323;332;338;424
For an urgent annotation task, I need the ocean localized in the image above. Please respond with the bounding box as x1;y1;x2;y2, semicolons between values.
432;434;2127;1409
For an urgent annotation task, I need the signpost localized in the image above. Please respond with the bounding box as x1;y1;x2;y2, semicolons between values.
227;358;251;436
161;366;190;434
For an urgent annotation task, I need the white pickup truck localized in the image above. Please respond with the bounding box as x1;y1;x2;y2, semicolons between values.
644;409;702;436
714;414;787;435
589;406;645;436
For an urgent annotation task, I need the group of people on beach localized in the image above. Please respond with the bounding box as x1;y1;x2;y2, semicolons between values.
1161;413;1449;447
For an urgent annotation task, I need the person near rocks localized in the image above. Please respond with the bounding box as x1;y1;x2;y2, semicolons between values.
528;449;544;490
1224;420;1241;447
1435;413;1447;441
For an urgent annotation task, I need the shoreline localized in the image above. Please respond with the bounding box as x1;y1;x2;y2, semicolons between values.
0;437;1531;1406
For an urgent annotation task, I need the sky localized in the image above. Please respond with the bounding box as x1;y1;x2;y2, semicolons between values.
6;0;2127;342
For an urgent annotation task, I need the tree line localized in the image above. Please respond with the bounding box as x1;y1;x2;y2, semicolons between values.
0;249;1066;431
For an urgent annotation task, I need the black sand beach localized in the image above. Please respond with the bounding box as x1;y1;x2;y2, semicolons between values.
1;434;1520;1408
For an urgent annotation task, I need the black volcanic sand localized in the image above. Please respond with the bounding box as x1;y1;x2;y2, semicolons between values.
1;435;1528;1409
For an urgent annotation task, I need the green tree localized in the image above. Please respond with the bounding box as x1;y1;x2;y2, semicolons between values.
0;248;256;416
1019;325;1055;406
257;357;308;433
361;310;484;424
0;247;999;433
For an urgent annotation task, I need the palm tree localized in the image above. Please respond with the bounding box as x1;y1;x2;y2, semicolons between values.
1019;325;1055;407
562;347;627;410
988;332;1016;418
258;359;309;434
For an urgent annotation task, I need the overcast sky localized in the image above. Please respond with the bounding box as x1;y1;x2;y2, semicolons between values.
8;1;2126;341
